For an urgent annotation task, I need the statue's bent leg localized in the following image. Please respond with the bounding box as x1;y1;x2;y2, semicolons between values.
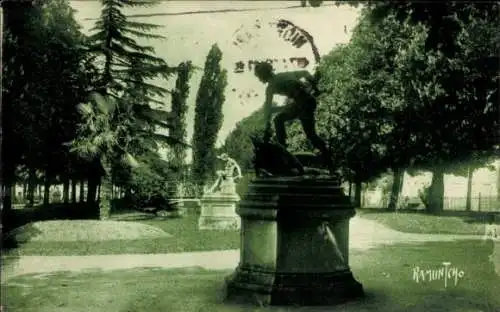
273;105;298;148
300;114;333;171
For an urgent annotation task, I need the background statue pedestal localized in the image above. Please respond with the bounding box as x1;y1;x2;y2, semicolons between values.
198;178;241;230
225;176;364;306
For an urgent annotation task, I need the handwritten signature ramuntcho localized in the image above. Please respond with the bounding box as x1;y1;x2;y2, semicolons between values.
412;262;465;288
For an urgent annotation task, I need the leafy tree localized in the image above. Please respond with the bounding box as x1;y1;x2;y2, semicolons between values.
315;5;498;212
40;0;92;203
2;3;41;212
222;107;267;173
389;4;499;213
191;44;227;192
315;19;397;206
2;0;92;212
497;164;500;204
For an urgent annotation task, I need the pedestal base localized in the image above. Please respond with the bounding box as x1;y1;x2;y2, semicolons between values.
224;176;364;306
225;267;364;306
198;215;240;230
198;193;241;230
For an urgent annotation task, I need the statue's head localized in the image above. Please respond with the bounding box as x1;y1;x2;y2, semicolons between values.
218;153;229;161
254;62;274;83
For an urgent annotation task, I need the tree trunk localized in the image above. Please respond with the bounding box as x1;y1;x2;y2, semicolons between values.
22;182;27;199
71;179;77;203
427;168;445;214
86;174;101;219
87;176;99;204
354;180;362;208
9;186;16;207
38;184;43;201
3;183;13;213
497;162;500;204
465;166;474;211
388;168;404;211
398;173;404;201
97;182;101;202
79;179;85;202
99;170;112;220
27;167;36;207
0;7;5;220
43;175;51;206
63;178;70;204
87;158;102;204
2;163;15;213
11;183;17;204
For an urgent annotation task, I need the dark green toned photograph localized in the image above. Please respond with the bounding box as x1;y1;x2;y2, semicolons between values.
1;1;499;311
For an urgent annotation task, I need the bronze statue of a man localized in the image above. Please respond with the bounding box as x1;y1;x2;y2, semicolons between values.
254;62;333;172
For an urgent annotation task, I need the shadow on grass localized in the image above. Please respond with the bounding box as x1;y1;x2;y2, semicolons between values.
3;203;100;232
111;213;159;221
1;202;100;255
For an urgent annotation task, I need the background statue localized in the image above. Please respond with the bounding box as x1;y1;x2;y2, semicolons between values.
207;153;242;194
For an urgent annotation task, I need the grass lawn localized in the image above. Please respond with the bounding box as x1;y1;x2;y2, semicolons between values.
6;220;170;242
3;212;240;257
357;209;497;235
4;209;497;256
3;240;499;312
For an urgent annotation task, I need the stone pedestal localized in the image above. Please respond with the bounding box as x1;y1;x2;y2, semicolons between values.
198;188;241;230
219;177;238;195
225;176;364;306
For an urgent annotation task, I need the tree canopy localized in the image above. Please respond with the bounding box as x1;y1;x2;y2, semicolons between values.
315;4;499;212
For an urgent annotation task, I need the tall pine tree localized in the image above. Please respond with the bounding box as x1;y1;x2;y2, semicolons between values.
168;61;193;196
72;0;187;217
191;44;227;193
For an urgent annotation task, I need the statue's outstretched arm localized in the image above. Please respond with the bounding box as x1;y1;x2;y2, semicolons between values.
235;162;242;179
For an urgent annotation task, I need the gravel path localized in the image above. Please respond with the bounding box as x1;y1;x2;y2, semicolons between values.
1;216;483;282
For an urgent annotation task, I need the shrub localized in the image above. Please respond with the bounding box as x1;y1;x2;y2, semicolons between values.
12;196;27;205
51;189;62;203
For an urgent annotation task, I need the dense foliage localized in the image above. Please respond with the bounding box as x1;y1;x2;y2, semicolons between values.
167;62;194;196
191;44;227;192
2;0;191;220
3;0;92;211
316;5;499;212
